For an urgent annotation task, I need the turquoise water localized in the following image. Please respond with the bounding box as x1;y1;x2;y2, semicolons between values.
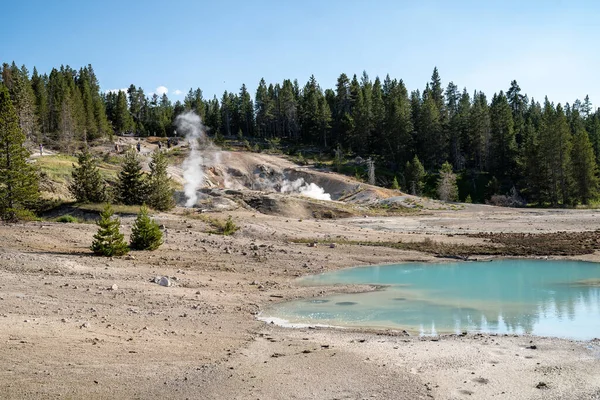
264;260;600;340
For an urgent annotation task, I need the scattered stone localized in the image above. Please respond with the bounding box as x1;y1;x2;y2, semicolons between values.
536;382;548;389
158;277;172;287
329;243;336;248
80;322;90;329
527;345;538;350
125;255;135;260
110;284;118;291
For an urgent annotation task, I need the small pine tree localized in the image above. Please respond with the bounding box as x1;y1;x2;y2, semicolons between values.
147;150;175;211
391;176;400;190
437;161;459;202
69;149;108;203
0;85;39;221
130;205;163;250
117;148;146;205
465;194;472;203
91;204;129;256
405;155;425;196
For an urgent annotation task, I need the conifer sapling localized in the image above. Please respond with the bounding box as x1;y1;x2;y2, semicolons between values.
130;205;163;250
91;204;129;256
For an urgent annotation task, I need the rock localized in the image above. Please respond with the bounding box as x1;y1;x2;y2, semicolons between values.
329;243;336;248
110;284;118;291
158;276;172;287
536;382;548;389
250;280;259;285
80;322;90;329
527;345;537;350
125;254;135;260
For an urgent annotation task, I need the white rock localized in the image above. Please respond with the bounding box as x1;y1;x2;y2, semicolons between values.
110;284;118;291
158;276;172;287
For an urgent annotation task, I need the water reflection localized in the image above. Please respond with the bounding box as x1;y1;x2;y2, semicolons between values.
268;260;600;340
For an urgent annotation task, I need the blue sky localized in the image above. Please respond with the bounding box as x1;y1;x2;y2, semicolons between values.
2;0;598;105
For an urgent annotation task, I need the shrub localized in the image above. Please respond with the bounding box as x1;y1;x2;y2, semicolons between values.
222;216;240;236
130;205;163;250
201;214;240;235
91;204;129;256
56;214;79;223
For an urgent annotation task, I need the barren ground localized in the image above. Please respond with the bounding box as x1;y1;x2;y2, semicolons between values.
3;144;600;399
1;205;600;400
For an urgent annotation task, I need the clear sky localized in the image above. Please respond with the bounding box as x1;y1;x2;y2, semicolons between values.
2;0;598;106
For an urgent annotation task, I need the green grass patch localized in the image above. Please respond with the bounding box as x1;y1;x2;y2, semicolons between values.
37;154;119;185
74;203;143;215
35;155;78;184
55;214;81;223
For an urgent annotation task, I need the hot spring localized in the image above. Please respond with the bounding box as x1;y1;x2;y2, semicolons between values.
261;259;600;340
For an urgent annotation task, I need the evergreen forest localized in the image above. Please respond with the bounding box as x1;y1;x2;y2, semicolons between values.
2;61;599;206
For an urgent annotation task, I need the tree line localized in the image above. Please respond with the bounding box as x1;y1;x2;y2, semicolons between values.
2;61;599;206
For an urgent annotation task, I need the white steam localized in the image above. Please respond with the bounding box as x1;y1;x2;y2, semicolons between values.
281;178;331;201
176;112;205;207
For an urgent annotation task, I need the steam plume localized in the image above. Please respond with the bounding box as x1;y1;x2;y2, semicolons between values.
176;112;205;207
281;178;331;201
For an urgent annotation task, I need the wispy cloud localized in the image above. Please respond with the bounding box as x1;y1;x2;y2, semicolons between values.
173;89;183;96
156;86;168;96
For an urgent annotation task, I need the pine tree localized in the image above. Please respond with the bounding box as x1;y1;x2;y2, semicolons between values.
437;161;458;201
147;149;175;211
489;91;516;177
69;149;108;203
239;84;254;136
31;67;49;141
0;85;39;221
467;91;491;171
91;203;129;256
383;78;413;166
130;204;163;250
571;126;598;204
117;148;146;205
539;100;572;205
405;155;425;195
114;90;133;134
418;90;444;168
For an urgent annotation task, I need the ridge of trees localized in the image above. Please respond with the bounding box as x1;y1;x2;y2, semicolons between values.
2;61;600;206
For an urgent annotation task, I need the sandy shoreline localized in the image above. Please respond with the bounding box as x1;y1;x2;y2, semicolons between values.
1;207;600;399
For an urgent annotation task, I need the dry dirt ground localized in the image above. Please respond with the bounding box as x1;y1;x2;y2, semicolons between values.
1;204;600;400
